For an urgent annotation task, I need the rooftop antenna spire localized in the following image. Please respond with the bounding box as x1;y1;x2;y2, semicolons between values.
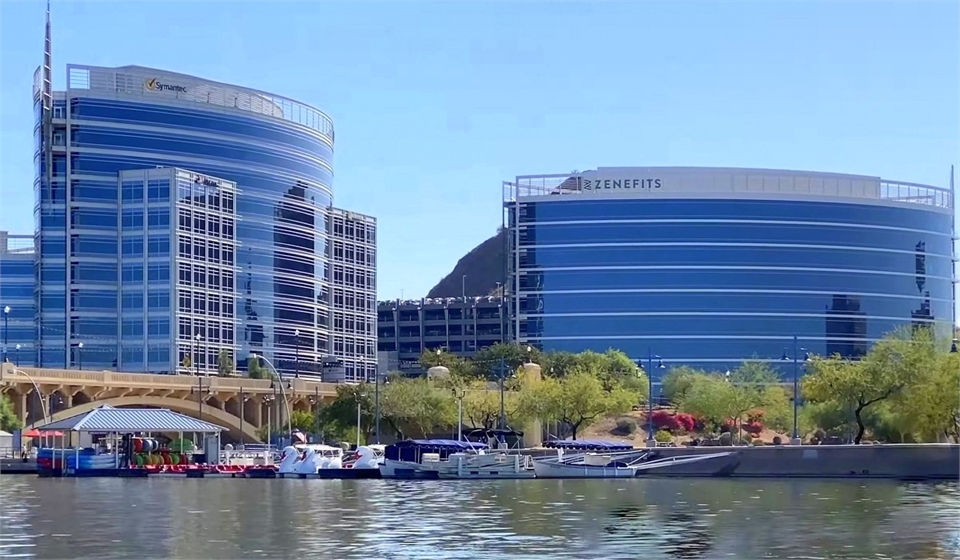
42;0;52;110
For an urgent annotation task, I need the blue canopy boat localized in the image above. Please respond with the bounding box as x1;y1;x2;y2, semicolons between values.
380;438;534;480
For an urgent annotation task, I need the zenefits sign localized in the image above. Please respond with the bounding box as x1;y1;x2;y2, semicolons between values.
144;78;187;93
580;177;662;191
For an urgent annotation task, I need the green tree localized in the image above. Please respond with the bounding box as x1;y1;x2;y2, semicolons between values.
380;377;454;437
317;384;375;442
217;349;235;377
181;355;192;370
540;351;580;377
661;366;709;403
677;376;759;439
729;359;780;387
284;410;316;434
0;394;22;432
533;369;635;440
472;343;542;379
891;348;960;442
802;328;928;444
247;355;268;379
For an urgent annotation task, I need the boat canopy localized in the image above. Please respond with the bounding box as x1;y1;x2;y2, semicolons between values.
385;439;487;462
544;440;634;451
462;428;524;439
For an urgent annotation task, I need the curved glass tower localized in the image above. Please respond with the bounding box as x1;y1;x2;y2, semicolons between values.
505;167;956;377
34;64;376;381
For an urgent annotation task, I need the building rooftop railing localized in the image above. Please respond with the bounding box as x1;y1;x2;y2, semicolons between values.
503;169;954;212
378;296;504;308
60;64;334;143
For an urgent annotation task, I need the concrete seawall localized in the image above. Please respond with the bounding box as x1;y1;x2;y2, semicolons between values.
634;444;960;480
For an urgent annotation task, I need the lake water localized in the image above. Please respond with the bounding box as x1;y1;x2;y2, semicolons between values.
0;477;958;559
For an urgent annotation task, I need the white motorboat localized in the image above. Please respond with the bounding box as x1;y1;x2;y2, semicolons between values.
532;441;739;479
380;430;535;479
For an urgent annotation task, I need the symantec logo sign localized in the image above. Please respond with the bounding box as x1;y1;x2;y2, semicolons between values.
144;78;187;93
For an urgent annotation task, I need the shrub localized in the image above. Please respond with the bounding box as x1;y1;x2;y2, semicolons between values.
650;410;682;432
654;430;673;443
743;421;764;436
611;418;637;436
718;432;733;446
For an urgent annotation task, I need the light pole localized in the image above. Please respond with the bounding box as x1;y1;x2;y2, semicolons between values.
2;305;9;363
781;336;809;445
375;372;386;444
641;348;665;446
77;342;84;370
263;394;275;445
498;357;508;429
294;329;300;378
310;386;321;443
356;392;365;448
15;344;21;367
452;385;466;441
461;274;466;300
194;333;202;376
190;377;211;422
238;389;249;447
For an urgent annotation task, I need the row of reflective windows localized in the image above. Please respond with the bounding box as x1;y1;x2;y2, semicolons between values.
514;246;955;277
71;131;331;185
69;98;334;161
516;291;952;316
517;269;952;295
521;314;944;338
518;223;953;254
513;200;954;233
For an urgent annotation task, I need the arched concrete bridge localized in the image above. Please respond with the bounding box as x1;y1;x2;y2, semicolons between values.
0;364;340;443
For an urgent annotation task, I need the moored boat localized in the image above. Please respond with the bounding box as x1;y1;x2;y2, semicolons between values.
533;441;739;478
380;432;535;479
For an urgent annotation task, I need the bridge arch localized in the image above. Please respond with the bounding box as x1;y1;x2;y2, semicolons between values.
28;396;261;443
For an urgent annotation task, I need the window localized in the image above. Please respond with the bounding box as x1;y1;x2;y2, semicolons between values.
122;319;144;337
53;130;65;146
147;263;169;283
122;237;143;256
147;180;170;202
147;235;169;256
147;209;169;228
122;264;143;283
122;292;143;311
147;319;169;337
121;180;143;203
122;210;143;230
148;290;170;310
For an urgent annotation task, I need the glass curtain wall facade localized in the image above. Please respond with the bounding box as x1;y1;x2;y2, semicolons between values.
505;168;956;378
326;208;377;382
32;64;370;380
0;232;37;367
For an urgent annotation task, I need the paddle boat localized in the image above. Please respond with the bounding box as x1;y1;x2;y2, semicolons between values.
532;440;739;478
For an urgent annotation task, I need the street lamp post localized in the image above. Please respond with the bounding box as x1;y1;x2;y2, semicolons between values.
294;329;300;379
190;376;210;422
263;394;275;445
356;392;365;448
453;385;466;441
2;305;9;363
498;357;507;430
15;344;21;366
374;372;384;444
238;389;249;447
77;342;84;370
781;336;809;445
194;333;202;376
641;348;665;446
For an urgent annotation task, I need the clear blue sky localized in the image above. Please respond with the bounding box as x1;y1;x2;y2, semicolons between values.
1;1;957;311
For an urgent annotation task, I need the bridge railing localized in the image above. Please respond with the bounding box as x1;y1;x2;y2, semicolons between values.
0;365;341;397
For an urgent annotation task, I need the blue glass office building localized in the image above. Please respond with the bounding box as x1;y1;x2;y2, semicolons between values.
505;167;956;376
0;232;38;367
33;63;376;381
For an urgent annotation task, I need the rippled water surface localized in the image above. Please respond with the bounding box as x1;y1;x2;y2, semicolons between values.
1;477;958;559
